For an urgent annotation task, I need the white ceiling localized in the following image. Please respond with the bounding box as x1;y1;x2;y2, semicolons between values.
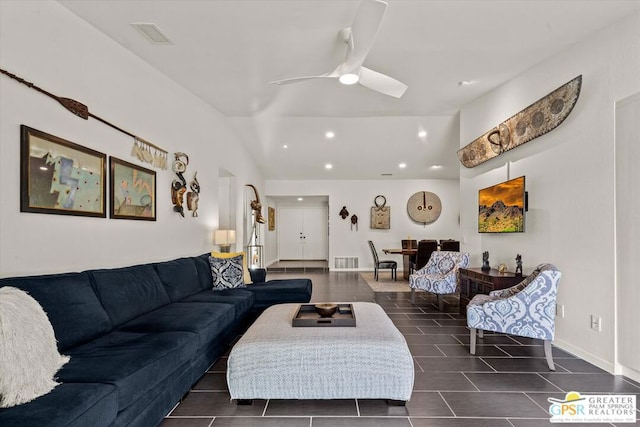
58;0;640;180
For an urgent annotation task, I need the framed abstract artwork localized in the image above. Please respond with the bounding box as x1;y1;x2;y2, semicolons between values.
109;157;156;220
20;125;107;217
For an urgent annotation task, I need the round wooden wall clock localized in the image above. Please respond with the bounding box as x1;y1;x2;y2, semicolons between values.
407;191;442;224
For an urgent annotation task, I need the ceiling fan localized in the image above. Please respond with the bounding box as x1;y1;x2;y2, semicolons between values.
269;0;407;98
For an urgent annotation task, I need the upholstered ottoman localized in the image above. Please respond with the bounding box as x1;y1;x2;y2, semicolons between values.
226;302;414;403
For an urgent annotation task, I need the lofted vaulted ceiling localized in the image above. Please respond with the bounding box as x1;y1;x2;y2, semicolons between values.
58;0;640;180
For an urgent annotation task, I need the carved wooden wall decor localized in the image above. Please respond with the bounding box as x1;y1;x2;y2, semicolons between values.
370;195;390;229
457;75;582;168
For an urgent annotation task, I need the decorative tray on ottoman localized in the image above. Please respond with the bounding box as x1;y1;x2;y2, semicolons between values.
292;303;356;327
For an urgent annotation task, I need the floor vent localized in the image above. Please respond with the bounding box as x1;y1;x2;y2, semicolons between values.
334;256;359;269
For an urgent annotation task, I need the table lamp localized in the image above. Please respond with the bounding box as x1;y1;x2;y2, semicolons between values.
214;230;236;253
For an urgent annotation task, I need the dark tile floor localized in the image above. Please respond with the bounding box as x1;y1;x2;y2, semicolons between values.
163;271;640;426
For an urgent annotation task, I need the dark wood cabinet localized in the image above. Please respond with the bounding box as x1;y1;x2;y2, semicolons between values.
459;268;527;315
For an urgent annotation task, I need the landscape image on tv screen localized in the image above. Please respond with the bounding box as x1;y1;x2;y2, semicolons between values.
478;176;525;233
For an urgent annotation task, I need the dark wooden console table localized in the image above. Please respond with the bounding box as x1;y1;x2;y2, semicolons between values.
459;268;527;315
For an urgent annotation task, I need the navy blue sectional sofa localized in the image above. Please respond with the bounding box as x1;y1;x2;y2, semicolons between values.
0;253;312;427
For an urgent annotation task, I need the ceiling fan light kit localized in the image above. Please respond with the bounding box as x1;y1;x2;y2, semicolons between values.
269;0;407;98
339;73;359;85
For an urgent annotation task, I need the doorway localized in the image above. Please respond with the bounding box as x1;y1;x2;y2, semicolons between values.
270;196;329;271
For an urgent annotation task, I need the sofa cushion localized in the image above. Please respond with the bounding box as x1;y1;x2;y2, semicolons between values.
0;272;111;351
245;279;313;310
209;255;245;290
193;253;214;291
0;287;70;408
211;251;252;284
89;264;170;328
58;330;197;410
180;289;255;320
119;302;236;352
0;383;117;427
153;257;202;302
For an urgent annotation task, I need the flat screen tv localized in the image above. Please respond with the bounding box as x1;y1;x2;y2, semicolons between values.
478;176;526;233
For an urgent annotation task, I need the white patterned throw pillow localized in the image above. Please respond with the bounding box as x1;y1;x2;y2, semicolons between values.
209;254;246;290
0;286;70;407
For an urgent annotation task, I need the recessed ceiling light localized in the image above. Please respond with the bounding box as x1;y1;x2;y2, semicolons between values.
399;163;407;169
325;163;333;169
131;22;172;44
283;144;288;149
325;131;335;139
418;130;427;138
339;73;359;85
458;80;473;87
431;164;443;169
297;197;304;201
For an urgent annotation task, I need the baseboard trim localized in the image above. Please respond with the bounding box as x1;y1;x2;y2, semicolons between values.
553;338;615;374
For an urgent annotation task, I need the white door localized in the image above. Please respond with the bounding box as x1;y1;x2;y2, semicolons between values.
278;207;305;259
278;207;328;260
302;207;329;260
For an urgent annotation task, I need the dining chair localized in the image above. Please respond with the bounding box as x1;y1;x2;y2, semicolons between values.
402;239;418;266
440;239;460;252
410;240;438;274
368;240;397;281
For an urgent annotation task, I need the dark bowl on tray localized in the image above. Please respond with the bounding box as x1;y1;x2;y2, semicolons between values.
315;303;338;318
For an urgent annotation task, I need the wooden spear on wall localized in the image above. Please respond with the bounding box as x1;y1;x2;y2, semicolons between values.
0;67;168;168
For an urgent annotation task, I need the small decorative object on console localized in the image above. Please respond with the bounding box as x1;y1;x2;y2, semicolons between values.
482;251;491;272
515;254;523;276
498;263;507;274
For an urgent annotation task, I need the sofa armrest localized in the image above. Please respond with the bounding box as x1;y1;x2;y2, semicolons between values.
249;268;267;283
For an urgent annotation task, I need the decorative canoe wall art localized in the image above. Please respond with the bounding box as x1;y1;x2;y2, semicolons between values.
457;75;582;168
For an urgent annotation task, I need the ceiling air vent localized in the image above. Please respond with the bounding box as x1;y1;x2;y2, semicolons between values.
381;173;393;176
131;23;172;44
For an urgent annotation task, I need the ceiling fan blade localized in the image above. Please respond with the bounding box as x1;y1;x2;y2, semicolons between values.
269;67;340;85
342;0;388;72
358;66;407;98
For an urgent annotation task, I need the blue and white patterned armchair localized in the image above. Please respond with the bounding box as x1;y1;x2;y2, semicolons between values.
409;251;470;310
466;263;562;370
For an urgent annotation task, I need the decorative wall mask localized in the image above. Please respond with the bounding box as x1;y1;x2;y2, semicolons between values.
457;75;582;168
407;191;441;224
350;214;358;231
339;206;349;219
246;184;266;224
370;195;390;229
186;172;200;217
171;152;189;217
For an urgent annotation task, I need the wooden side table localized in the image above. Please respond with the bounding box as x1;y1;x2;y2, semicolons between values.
459;268;527;315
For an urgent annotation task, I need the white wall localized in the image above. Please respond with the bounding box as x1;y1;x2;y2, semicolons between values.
266;179;460;271
0;1;263;276
459;12;640;376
